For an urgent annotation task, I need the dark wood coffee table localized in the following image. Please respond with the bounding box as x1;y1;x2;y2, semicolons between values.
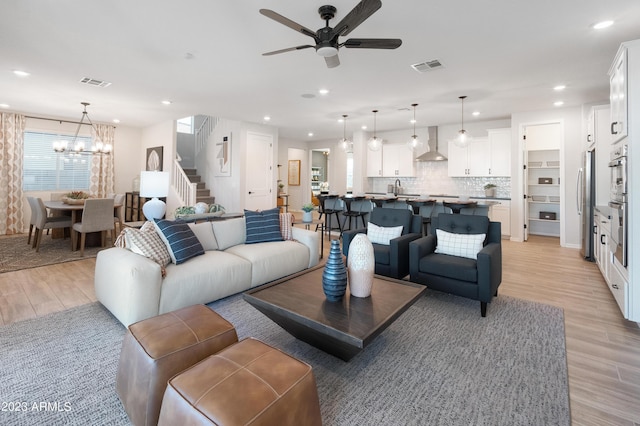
243;265;426;361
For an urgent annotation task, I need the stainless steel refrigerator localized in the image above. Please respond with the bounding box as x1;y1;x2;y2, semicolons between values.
578;149;595;260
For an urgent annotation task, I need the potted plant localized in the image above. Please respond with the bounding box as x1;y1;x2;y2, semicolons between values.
278;183;285;194
301;203;315;222
484;183;497;198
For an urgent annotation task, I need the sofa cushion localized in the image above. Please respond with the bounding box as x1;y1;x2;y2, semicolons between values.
225;241;309;286
244;208;283;244
159;251;252;314
367;222;403;245
187;222;218;251
115;221;171;268
435;229;486;260
280;212;294;241
211;217;246;250
154;219;205;264
419;253;478;282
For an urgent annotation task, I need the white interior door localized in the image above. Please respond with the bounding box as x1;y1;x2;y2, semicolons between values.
245;132;273;211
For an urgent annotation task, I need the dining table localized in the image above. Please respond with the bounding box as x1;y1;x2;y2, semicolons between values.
44;199;123;248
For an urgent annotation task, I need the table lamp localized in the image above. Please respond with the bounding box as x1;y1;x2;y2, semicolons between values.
140;171;170;220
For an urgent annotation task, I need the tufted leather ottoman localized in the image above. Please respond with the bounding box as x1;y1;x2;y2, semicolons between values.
116;304;238;426
158;338;322;426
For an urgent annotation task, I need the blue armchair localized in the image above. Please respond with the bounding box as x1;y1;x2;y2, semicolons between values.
409;213;502;316
342;207;422;279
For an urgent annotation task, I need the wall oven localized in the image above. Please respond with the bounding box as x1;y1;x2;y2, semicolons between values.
608;144;628;267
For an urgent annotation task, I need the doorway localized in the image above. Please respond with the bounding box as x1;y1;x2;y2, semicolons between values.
522;122;562;243
244;132;274;211
311;149;330;205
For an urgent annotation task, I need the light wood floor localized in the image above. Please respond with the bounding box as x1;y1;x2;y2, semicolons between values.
0;233;639;425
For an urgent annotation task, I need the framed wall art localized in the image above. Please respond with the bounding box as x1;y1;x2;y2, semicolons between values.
214;134;232;177
146;146;163;171
288;159;301;186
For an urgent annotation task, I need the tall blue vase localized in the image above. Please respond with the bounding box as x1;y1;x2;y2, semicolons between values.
322;239;348;302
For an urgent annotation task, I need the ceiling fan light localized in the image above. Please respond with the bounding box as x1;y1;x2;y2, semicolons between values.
316;45;338;57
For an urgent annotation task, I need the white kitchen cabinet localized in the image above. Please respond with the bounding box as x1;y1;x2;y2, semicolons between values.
489;200;511;237
382;144;414;177
588;105;612;206
447;137;490;177
594;210;610;284
366;146;383;177
609;46;627;143
526;149;560;237
487;128;511;176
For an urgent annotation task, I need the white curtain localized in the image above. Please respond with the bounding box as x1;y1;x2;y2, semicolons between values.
0;112;26;235
89;124;115;198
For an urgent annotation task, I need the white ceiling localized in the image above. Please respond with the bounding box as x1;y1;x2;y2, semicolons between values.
2;0;640;141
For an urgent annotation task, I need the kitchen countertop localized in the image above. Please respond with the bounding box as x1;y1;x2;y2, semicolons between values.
365;192;511;201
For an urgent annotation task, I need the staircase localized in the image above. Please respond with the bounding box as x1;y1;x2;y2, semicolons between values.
182;168;215;205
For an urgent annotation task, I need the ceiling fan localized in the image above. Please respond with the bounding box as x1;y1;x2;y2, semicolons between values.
259;0;402;68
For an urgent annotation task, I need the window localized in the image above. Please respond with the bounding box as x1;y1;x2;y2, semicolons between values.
23;131;92;191
177;116;194;134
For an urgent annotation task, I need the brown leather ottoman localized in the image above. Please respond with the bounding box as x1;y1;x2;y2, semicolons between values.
116;304;238;426
158;338;322;426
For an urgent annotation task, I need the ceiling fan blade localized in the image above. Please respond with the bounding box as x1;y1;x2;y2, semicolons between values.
325;54;340;68
263;45;315;56
259;9;318;40
333;0;382;37
343;38;402;49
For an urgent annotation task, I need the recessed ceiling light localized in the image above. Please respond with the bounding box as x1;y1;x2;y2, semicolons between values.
553;85;566;91
263;115;271;121
308;132;314;137
161;100;172;105
554;101;564;107
472;111;480;116
0;103;9;109
338;118;344;123
410;119;416;124
361;125;367;130
13;70;30;77
318;88;329;95
113;119;120;124
593;20;614;30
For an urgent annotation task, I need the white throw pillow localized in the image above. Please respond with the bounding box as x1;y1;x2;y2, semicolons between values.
435;229;486;260
367;222;403;245
211;217;246;250
187;222;218;251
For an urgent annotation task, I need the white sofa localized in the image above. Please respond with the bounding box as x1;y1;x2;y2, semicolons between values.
95;217;319;326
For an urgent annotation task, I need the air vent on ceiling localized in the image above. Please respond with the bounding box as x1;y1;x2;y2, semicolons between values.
411;59;444;73
79;77;111;88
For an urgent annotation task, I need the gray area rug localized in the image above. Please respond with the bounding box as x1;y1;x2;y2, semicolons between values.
0;234;105;273
0;291;570;426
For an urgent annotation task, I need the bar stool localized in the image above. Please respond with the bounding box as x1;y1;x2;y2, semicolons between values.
417;201;436;236
323;195;343;238
341;197;371;232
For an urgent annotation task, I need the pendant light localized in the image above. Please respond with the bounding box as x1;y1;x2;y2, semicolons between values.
339;114;352;152
367;110;382;151
406;103;424;151
454;95;471;148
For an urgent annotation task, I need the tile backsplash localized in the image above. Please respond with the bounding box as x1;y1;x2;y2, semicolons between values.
368;161;511;198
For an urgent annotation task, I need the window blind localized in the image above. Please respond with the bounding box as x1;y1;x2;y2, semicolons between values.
23;131;92;191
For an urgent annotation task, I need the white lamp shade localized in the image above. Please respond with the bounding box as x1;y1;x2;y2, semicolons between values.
139;171;169;198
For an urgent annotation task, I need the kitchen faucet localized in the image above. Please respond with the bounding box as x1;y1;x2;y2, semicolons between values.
394;179;401;196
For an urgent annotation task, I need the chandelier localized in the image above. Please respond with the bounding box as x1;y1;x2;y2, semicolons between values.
52;102;112;154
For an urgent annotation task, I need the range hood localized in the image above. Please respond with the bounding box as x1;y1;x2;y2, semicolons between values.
416;126;447;161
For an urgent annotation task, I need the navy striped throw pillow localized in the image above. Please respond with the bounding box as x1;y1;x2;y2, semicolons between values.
153;219;205;264
244;208;284;244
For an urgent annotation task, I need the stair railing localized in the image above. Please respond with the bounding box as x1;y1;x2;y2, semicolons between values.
172;158;197;206
195;115;219;156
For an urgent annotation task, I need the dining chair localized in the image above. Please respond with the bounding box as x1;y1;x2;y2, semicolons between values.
112;193;125;232
26;196;38;245
72;198;116;256
32;197;73;252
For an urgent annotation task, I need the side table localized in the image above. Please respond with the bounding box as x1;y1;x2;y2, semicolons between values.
293;219;324;259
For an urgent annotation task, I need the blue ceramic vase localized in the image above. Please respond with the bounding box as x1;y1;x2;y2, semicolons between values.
322;239;348;302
